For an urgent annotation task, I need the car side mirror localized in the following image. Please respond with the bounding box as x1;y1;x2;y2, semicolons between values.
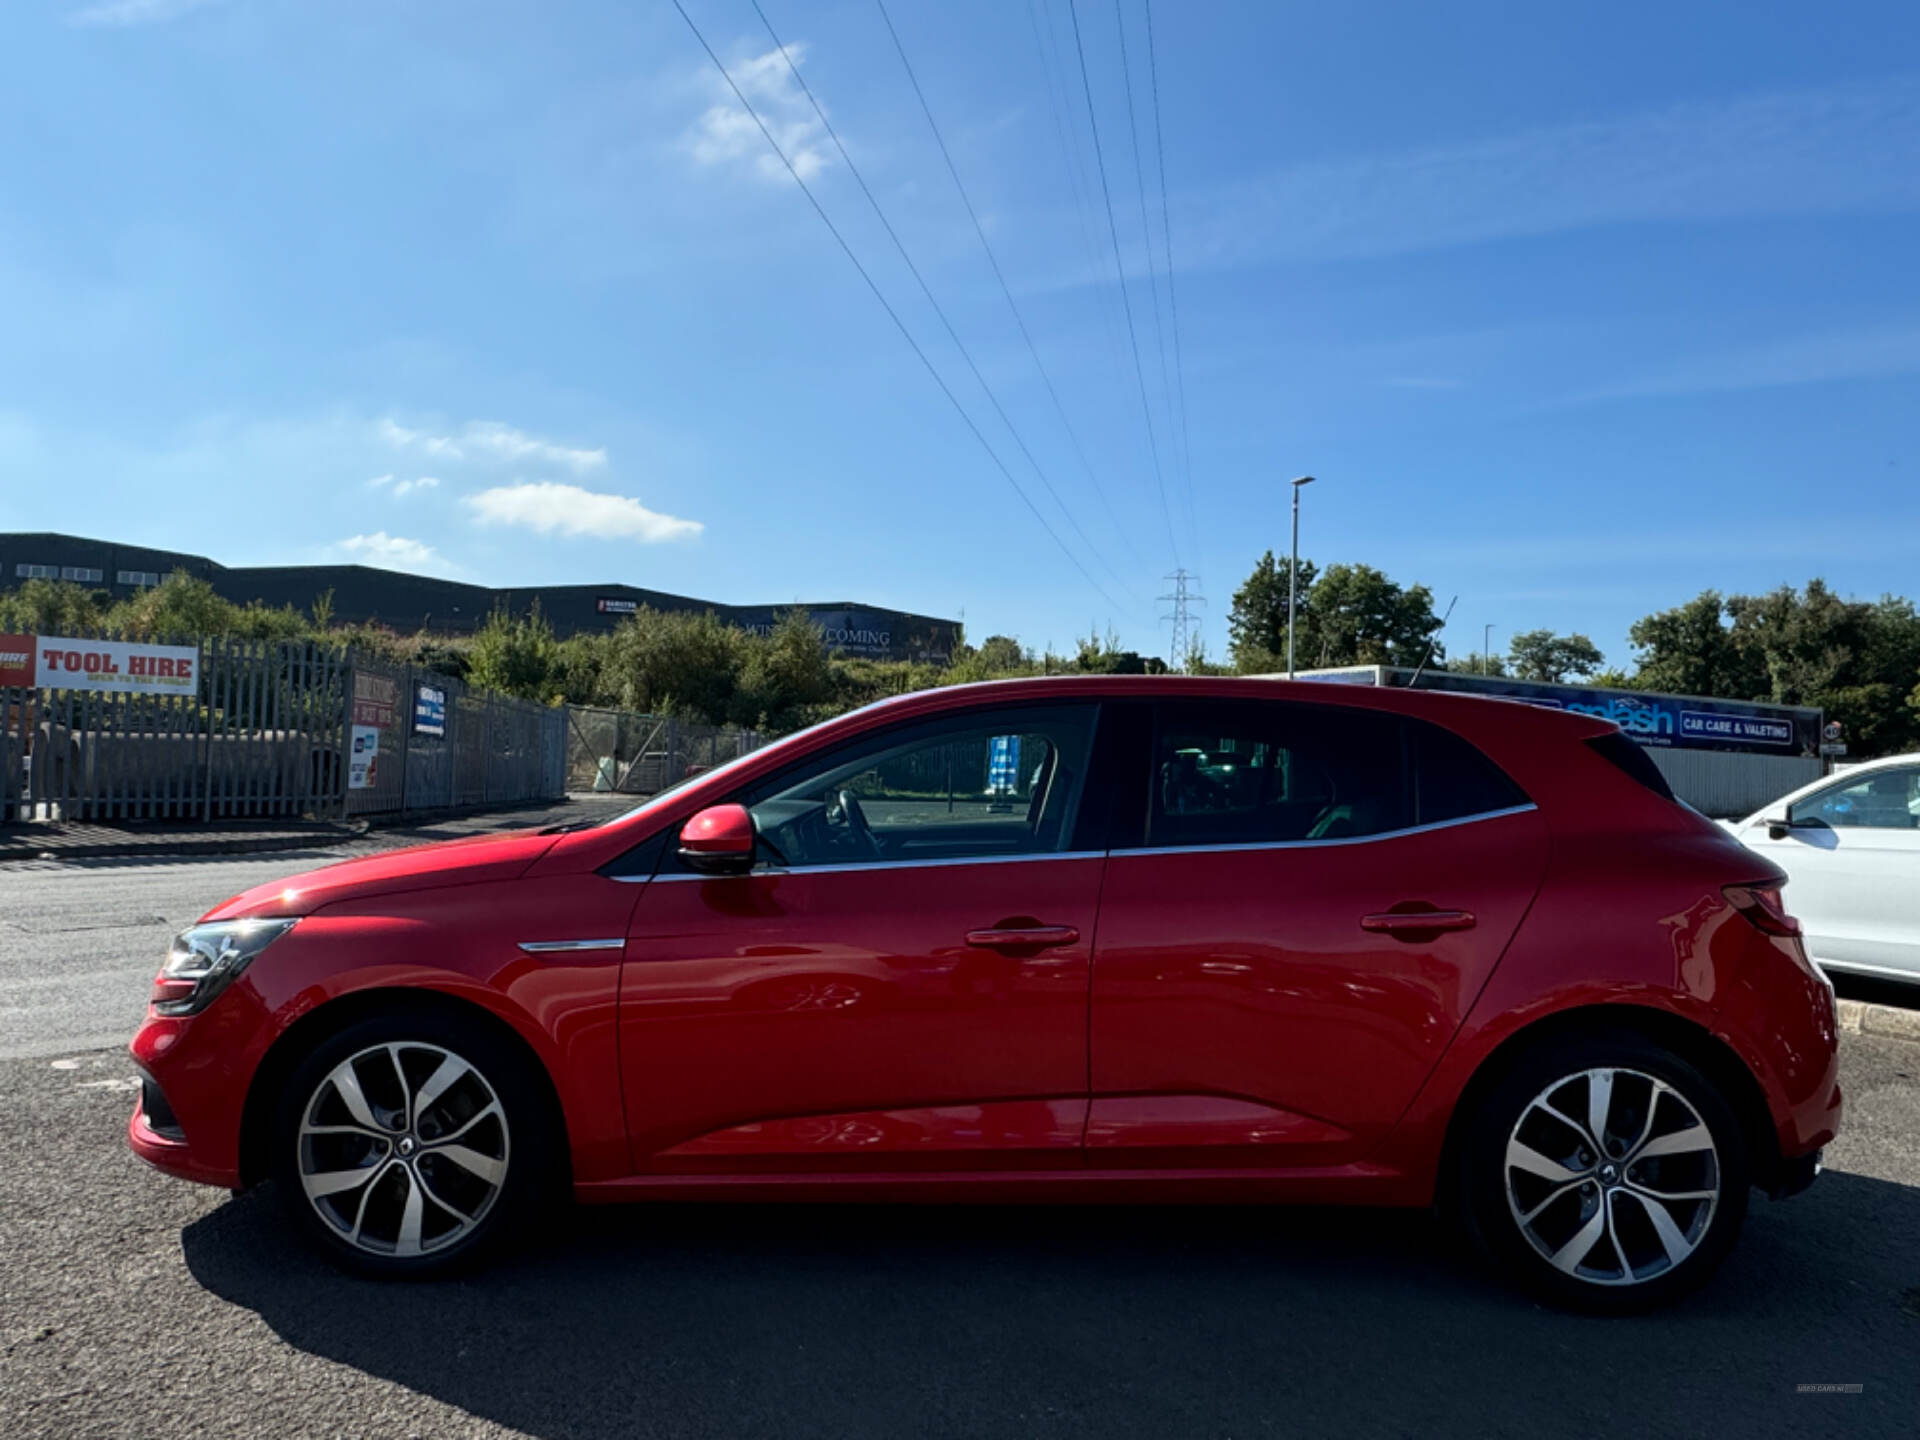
1763;814;1791;840
678;803;756;876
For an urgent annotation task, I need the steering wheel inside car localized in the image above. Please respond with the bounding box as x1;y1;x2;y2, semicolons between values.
831;788;880;856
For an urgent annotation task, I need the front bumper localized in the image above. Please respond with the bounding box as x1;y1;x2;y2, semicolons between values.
124;985;271;1191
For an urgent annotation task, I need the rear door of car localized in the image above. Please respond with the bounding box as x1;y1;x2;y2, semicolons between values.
1085;697;1549;1169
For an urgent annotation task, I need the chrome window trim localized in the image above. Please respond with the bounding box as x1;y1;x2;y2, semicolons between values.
517;938;627;953
624;805;1537;882
1124;802;1538;858
648;848;1108;881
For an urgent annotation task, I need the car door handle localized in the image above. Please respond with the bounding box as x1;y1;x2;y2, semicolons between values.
1361;909;1476;935
965;925;1081;950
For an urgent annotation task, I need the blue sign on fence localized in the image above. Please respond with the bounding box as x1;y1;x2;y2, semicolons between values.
414;683;447;738
987;734;1022;794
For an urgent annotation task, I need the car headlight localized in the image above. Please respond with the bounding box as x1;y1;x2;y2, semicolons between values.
151;918;298;1017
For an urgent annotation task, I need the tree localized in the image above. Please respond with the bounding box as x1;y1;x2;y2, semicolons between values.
1448;652;1508;678
1306;563;1444;669
1627;591;1764;699
467;604;561;702
1507;629;1605;683
0;578;109;633
1227;551;1317;673
974;635;1028;672
599;606;747;723
1627;581;1920;757
734;609;834;732
1072;627;1166;676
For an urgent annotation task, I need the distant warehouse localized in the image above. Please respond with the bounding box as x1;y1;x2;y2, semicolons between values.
1293;665;1822;819
0;532;959;664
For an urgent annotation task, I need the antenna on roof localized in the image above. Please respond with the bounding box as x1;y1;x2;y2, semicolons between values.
1408;595;1458;688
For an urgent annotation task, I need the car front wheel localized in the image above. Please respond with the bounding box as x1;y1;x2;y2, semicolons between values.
272;1012;550;1276
1461;1031;1750;1312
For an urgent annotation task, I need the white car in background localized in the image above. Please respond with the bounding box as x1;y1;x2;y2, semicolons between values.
1722;754;1920;986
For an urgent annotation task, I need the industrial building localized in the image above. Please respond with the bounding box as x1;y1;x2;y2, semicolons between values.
1294;665;1824;818
0;532;959;664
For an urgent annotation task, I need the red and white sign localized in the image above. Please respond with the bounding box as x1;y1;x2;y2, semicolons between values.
0;634;34;688
34;636;200;694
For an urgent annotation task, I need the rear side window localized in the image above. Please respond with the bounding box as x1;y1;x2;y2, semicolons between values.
1147;701;1410;847
1413;720;1531;824
1584;732;1676;803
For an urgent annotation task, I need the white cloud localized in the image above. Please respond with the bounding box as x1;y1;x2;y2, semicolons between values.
69;0;223;26
378;417;605;471
334;532;451;572
465;481;702;543
686;43;830;183
368;473;440;497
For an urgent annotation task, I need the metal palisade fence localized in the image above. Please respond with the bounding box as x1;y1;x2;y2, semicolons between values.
0;632;595;826
340;660;569;819
2;635;348;824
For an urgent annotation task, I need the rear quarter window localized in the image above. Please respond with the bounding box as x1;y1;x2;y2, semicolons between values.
1411;720;1531;825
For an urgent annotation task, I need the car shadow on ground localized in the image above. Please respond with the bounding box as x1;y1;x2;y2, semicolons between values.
182;1173;1920;1440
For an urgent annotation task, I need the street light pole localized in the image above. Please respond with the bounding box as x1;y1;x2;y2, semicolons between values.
1287;475;1315;679
1484;623;1493;674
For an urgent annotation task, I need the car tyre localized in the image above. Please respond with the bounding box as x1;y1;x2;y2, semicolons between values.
271;1011;553;1278
1460;1030;1749;1313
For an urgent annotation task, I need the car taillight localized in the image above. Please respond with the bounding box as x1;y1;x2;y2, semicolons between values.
1724;884;1801;937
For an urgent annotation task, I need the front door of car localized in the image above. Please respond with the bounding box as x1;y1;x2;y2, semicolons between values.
1743;765;1920;979
617;702;1104;1173
1087;699;1549;1169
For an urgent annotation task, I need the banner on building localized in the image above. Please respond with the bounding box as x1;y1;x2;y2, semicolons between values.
33;636;200;695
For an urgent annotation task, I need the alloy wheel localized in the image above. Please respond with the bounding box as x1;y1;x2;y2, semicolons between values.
296;1041;510;1257
1503;1066;1719;1287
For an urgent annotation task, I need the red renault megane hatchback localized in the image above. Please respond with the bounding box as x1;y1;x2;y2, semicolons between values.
128;677;1840;1309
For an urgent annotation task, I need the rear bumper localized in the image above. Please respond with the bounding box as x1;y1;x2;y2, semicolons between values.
1767;1147;1823;1201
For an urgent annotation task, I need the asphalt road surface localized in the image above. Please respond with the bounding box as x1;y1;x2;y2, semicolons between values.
4;839;1918;1439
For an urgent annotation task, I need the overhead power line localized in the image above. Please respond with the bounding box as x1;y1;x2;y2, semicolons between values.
872;0;1145;575
1112;0;1184;549
1144;0;1198;551
667;0;1127;619
1067;0;1181;571
751;0;1136;605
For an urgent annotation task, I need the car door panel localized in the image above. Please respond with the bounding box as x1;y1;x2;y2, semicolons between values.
1090;809;1548;1167
620;858;1101;1172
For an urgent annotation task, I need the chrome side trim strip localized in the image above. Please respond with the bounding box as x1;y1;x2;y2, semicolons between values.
517;938;627;954
1117;803;1538;859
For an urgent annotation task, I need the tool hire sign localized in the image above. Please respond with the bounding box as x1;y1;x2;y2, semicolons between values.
4;635;201;695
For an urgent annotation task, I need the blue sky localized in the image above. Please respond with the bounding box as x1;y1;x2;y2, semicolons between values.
3;0;1918;668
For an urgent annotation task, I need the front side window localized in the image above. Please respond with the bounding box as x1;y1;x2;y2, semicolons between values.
1789;767;1920;830
1148;701;1410;847
743;704;1096;868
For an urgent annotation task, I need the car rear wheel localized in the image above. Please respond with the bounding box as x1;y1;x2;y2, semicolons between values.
1461;1031;1749;1312
272;1012;551;1277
